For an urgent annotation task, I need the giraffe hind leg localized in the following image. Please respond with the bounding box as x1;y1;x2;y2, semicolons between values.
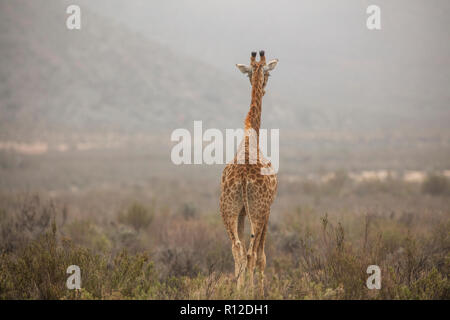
256;217;269;297
246;220;265;292
238;208;246;256
222;205;246;289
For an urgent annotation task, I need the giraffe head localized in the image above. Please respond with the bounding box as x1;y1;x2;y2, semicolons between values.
236;50;278;91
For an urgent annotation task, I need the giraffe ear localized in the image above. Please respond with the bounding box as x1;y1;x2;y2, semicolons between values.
264;59;278;72
236;64;251;75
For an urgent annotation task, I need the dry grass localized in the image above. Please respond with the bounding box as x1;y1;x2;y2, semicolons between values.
0;174;449;300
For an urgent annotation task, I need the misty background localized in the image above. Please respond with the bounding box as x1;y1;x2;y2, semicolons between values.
0;0;449;193
2;1;450;301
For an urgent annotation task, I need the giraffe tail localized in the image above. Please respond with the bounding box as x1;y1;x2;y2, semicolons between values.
242;178;256;250
242;177;250;218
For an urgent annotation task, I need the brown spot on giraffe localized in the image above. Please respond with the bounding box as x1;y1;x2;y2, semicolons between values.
220;50;278;296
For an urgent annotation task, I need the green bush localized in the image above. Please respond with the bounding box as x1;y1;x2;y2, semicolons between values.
118;203;153;232
0;224;156;300
64;219;111;252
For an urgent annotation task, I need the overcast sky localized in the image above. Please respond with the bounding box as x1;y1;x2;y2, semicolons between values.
79;0;450;109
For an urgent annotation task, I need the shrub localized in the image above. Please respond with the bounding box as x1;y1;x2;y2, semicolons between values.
0;224;157;300
118;202;153;231
0;223;104;299
422;174;449;196
179;202;197;220
64;219;111;252
0;194;57;252
323;170;349;195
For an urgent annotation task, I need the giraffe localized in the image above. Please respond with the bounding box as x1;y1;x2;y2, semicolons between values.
220;50;278;295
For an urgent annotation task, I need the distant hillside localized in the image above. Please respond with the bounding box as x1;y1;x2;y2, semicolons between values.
0;0;308;140
1;1;449;142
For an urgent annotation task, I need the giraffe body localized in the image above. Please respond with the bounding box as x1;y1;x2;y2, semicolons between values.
220;51;278;295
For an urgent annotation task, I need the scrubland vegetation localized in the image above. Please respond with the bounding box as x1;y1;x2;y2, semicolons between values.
1;172;448;300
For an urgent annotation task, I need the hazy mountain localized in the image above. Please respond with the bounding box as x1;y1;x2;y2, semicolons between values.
0;0;300;140
1;0;449;141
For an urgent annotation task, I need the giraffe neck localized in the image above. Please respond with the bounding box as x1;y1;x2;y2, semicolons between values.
244;72;264;136
243;69;264;165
